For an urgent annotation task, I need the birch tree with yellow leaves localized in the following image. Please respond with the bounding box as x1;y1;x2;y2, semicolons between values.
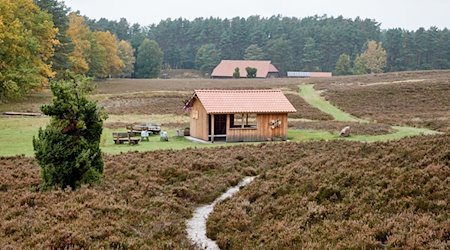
354;40;387;74
67;12;91;74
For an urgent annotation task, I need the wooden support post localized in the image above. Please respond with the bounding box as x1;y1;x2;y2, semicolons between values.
241;113;244;128
211;114;215;143
226;114;230;142
245;113;248;126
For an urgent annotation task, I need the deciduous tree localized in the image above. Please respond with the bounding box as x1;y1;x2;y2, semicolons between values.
358;40;387;73
232;67;240;78
246;67;257;78
86;32;107;78
117;40;135;77
0;0;58;99
34;0;73;78
135;39;163;78
335;53;352;75
94;31;125;77
353;54;368;75
67;12;91;74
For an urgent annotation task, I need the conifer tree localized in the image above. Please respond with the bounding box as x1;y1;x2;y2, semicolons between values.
33;73;107;190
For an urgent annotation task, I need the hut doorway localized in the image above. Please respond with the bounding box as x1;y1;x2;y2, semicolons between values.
208;114;227;142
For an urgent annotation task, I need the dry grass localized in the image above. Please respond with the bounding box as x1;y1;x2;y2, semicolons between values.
99;93;191;116
93;78;301;94
322;80;450;131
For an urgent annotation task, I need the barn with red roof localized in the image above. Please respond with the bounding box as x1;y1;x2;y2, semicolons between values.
184;89;296;142
211;60;279;78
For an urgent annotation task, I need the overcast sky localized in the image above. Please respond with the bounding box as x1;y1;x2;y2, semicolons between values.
63;0;449;30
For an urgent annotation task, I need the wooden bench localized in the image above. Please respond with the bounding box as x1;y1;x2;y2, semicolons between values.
112;132;140;145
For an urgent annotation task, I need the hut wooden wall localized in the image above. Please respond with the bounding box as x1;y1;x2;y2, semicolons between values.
190;98;209;141
226;113;288;142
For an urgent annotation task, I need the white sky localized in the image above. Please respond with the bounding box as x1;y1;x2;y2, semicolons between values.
63;0;450;30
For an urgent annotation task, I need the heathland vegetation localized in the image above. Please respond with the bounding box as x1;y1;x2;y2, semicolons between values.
1;70;450;248
0;1;449;249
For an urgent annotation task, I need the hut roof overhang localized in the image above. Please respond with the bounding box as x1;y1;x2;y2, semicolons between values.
184;89;297;114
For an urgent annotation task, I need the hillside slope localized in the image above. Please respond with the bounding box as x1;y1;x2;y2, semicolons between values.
208;134;450;249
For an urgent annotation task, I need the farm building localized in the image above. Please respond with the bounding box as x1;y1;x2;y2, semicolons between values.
184;89;296;142
287;71;332;78
211;60;279;78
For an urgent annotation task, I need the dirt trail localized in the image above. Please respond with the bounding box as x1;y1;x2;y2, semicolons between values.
186;176;256;249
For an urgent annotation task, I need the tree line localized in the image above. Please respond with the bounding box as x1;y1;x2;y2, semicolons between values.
85;15;450;75
2;0;450;100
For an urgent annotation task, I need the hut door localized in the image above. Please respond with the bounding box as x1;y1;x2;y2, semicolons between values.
208;114;227;138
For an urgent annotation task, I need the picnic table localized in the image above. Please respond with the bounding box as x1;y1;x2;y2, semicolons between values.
126;123;161;135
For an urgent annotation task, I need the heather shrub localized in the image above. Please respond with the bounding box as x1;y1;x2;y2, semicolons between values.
33;74;107;190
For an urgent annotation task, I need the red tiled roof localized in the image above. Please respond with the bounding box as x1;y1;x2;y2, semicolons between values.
211;60;279;78
192;89;297;114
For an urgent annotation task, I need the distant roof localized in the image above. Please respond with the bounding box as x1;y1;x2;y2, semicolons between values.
211;60;279;78
287;71;332;78
188;89;296;114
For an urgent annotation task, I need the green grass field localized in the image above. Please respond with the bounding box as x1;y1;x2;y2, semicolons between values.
0;82;440;156
0;116;438;156
299;84;367;122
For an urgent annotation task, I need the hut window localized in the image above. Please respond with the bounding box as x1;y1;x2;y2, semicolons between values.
245;113;257;128
230;113;257;128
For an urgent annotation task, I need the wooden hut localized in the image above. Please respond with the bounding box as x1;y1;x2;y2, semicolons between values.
184;89;296;142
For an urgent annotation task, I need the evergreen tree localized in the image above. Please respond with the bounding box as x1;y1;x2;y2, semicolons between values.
244;44;265;60
195;44;222;75
219;29;234;60
135;39;163;78
335;53;352;75
33;73;107;190
382;28;403;71
34;0;73;78
266;37;293;76
302;37;320;71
